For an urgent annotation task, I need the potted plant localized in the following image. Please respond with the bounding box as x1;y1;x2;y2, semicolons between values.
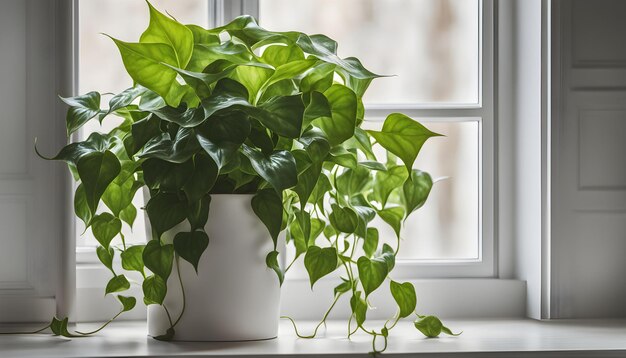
36;2;458;352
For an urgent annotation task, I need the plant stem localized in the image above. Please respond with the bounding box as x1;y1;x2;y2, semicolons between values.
76;311;122;335
280;292;342;339
172;255;186;328
0;324;50;335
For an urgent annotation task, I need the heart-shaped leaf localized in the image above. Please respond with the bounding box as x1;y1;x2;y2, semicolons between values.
363;227;379;258
121;245;145;275
390;280;417;318
414;315;461;338
241;145;297;193
367;113;441;172
373;165;408;208
357;256;388;297
117;295;137;312
266;250;284;285
329;204;358;234
313;84;357;145
378;206;405;239
91;213;122;249
105;275;130;295
403;169;433;217
140;1;194;69
143;274;167;305
183;153;218;203
77;150;121;215
60;91;101;135
145;191;188;238
173;230;209;273
304;246;338;288
96;245;114;272
143;240;174;280
251;189;283;248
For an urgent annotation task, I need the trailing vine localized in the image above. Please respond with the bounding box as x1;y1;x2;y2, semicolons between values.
25;2;460;353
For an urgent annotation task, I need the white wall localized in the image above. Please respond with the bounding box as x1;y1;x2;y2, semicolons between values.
0;0;70;322
499;0;546;320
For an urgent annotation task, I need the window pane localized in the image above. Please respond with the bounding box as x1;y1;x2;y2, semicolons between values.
259;0;479;105
362;120;480;260
77;0;208;246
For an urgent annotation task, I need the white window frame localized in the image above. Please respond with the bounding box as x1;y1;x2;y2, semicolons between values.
246;0;497;278
72;0;516;321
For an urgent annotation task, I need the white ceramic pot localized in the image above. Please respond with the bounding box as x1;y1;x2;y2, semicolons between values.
145;193;282;341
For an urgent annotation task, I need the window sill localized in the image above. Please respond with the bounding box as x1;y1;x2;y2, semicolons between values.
2;319;626;357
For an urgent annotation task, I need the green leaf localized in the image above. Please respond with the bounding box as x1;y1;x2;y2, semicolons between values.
120;203;138;227
142;158;193;191
121;245;145;274
328;147;357;169
117;295;137;312
96;245;115;272
313;84;357;145
130;114;162;154
363;228;379;258
309;173;331;210
187;195;211;230
74;184;92;227
143;240;174;280
378;206;405;239
403;170;433;217
91;213;122;249
241;145;297;193
183;153;218;203
414;316;460;338
61;91;101;135
336;165;371;197
390;281;417;318
266;250;284;285
105;275;130;295
329;204;358;234
373;165;408;208
357;256;388;296
251;189;283;248
104;86;147;118
50;317;76;337
300;63;335;93
109;37;197;108
77;150;121;215
359;161;387;171
304;246;338;288
378;243;396;272
303;91;332;130
139;128;200;164
102;174;136;217
143;274;167;305
350;291;368;326
334;278;352;296
367;113;441;172
145;191;188;238
253;94;305;138
140;1;194;68
309;218;325;246
37;132;110;165
258;59;317;97
294;139;329;208
262;44;304;67
173;230;209;273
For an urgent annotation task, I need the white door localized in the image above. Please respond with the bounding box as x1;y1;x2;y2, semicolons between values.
0;0;70;322
552;0;626;318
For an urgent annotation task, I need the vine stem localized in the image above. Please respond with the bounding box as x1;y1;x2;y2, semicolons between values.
0;324;50;335
76;311;123;335
281;292;342;339
172;255;186;328
285;256;298;273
